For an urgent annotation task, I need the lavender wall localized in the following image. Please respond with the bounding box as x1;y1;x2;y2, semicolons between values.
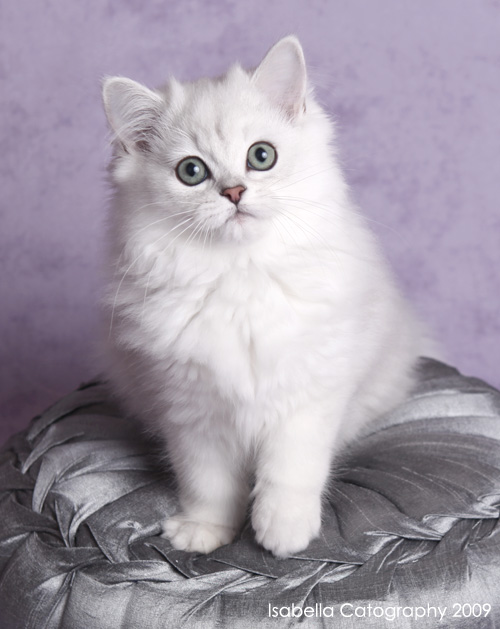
1;0;500;443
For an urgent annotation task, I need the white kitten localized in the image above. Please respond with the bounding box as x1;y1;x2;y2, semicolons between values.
101;36;432;557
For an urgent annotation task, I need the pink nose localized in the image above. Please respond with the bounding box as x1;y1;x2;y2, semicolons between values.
221;185;246;204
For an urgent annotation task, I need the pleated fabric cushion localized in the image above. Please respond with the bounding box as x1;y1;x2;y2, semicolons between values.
1;358;499;628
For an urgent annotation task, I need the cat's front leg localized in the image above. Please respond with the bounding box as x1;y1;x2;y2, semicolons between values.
251;405;341;558
161;422;249;553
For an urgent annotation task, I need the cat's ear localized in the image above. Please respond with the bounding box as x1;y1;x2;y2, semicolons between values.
102;77;165;152
252;36;307;121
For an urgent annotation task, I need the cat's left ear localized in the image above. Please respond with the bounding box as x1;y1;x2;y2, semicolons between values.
252;35;307;121
102;76;165;152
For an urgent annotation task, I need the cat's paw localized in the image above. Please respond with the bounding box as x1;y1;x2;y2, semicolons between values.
162;514;235;553
251;490;321;558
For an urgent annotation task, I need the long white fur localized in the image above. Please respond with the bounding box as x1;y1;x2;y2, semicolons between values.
101;36;432;557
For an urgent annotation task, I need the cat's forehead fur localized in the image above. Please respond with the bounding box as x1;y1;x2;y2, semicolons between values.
158;64;287;168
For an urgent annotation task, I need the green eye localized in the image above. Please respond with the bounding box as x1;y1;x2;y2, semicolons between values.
176;156;209;186
247;142;277;171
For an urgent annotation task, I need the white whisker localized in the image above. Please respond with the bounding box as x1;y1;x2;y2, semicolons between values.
273;166;337;192
273;206;343;272
271;194;406;241
139;218;196;325
109;216;194;336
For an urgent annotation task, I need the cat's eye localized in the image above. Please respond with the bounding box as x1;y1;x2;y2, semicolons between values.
176;156;209;186
247;142;277;171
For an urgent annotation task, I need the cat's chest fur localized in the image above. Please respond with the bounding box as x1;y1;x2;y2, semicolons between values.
134;248;339;404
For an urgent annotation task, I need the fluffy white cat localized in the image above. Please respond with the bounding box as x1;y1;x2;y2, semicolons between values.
102;36;432;557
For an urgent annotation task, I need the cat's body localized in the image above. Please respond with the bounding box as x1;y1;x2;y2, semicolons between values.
102;37;432;557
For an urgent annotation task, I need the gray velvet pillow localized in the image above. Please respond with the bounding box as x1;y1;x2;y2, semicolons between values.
0;358;499;628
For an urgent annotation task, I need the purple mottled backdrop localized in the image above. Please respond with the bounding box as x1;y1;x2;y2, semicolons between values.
1;0;500;443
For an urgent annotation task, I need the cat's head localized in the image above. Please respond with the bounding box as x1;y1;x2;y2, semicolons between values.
103;36;337;248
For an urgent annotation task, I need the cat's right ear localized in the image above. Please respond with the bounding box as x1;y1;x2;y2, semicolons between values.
102;77;165;152
252;36;307;121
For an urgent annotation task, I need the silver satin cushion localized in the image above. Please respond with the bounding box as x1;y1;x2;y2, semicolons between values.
0;358;499;628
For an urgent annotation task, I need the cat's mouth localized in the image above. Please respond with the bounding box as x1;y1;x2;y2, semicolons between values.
213;205;265;243
227;207;256;224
